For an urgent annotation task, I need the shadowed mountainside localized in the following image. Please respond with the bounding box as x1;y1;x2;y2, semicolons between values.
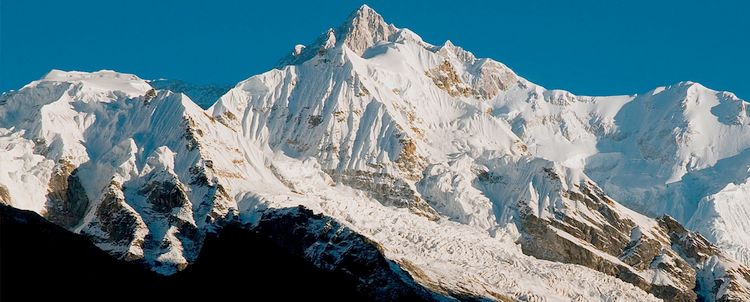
0;204;372;301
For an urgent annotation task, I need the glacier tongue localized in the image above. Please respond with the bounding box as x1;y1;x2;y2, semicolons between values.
2;5;750;301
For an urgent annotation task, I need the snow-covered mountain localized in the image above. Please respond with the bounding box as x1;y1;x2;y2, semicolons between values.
498;79;750;268
2;5;750;301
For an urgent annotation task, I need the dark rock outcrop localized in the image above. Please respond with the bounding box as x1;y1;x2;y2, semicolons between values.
254;205;441;301
82;182;145;260
515;182;689;301
327;169;439;220
0;184;10;205
44;159;89;228
0;204;426;302
517;204;697;302
515;180;750;301
658;216;750;302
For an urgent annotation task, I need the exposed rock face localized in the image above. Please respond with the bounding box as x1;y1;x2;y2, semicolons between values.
45;159;89;229
514;176;750;301
138;179;190;213
277;5;397;65
83;182;148;261
426;60;475;98
338;5;397;55
0;184;10;205
394;138;428;181
328;170;438;220
253;206;440;301
432;43;520;100
137;176;201;263
471;60;518;99
658;216;750;302
183;116;203;151
188;164;235;226
659;216;715;262
83;173;205;273
517;202;697;301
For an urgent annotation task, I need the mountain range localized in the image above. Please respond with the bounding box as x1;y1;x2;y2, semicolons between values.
2;5;750;301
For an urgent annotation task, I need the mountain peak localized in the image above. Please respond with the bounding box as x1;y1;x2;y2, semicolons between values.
278;5;398;66
353;4;375;15
42;69;143;82
35;69;151;97
344;4;382;27
338;5;397;55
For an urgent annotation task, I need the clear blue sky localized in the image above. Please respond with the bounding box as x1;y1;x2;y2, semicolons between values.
1;0;748;99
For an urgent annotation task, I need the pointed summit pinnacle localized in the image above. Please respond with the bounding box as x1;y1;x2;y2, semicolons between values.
277;4;399;66
355;4;374;14
338;4;397;55
345;4;381;26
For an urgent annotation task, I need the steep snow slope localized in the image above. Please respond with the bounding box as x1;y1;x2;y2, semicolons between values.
586;83;750;217
2;4;750;301
689;177;750;265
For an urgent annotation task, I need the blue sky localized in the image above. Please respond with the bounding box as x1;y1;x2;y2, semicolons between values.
1;0;748;99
